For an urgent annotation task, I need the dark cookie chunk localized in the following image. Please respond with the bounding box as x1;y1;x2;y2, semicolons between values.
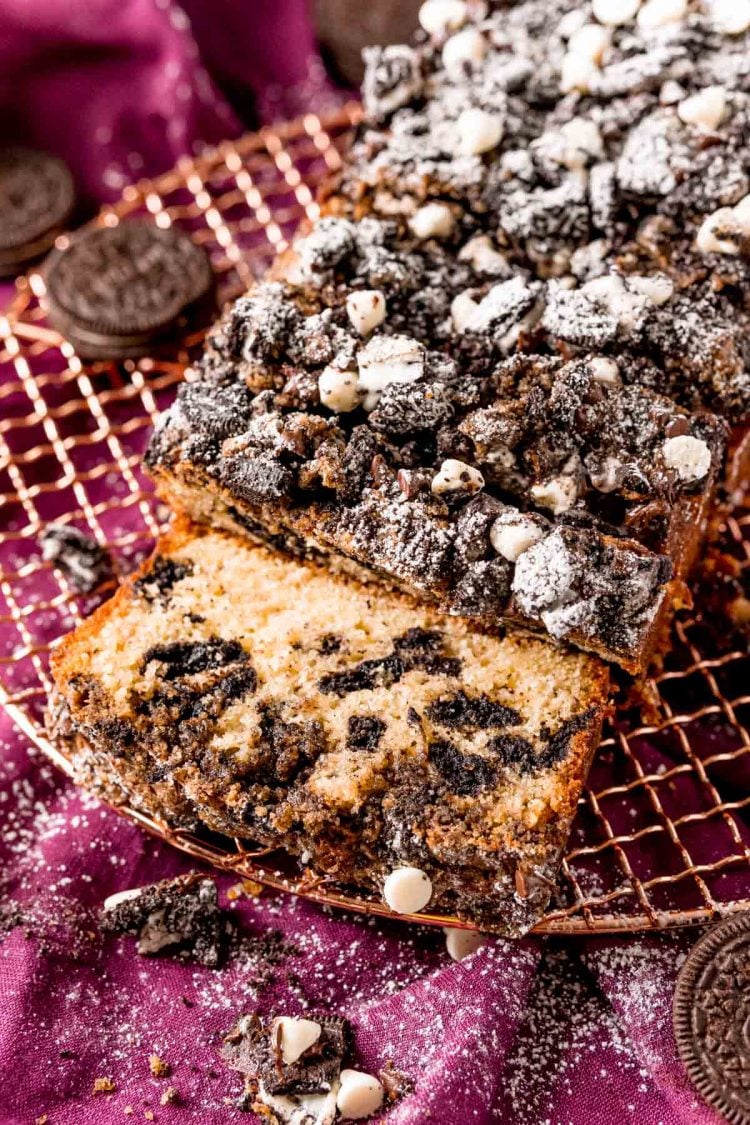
319;629;460;696
538;709;598;769
45;220;214;359
100;874;232;967
429;739;499;796
346;715;387;751
673;913;750;1125
487;733;538;774
136;637;257;727
222;1012;352;1097
133;556;192;604
0;147;75;276
426;691;521;731
317;633;343;655
140;637;248;680
40;524;113;594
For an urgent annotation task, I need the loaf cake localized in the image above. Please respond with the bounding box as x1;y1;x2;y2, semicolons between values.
147;287;725;671
140;0;749;673
49;519;608;935
327;0;750;419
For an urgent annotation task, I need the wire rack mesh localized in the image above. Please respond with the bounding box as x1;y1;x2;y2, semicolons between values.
1;106;749;935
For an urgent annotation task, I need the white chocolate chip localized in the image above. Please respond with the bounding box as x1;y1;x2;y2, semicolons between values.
431;458;485;495
663;434;712;481
637;0;687;29
660;79;686;105
627;273;674;305
592;0;641;25
336;1070;384;1120
356;334;424;410
443;927;487;962
567;22;611;63
259;1081;338;1125
710;0;750;34
558;8;588;36
489;513;545;562
588;356;621;386
551;118;605;169
451;290;480;331
418;0;467;35
531;475;579;514
582;273;650;329
454;107;504;155
103;888;143;911
458;234;508;274
677;86;726;130
346;289;386;336
383;866;433;913
696;207;744;254
589;455;625;492
271;1017;322;1065
408;202;455;240
318;366;362;413
442;26;487;70
560;51;597;94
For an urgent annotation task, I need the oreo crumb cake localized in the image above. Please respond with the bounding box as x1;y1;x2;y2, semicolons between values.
50;520;608;935
147;268;725;671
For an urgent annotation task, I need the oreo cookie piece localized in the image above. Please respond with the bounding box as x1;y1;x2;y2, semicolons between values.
100;873;233;967
45;220;215;359
0;147;75;277
673;913;750;1125
40;523;114;593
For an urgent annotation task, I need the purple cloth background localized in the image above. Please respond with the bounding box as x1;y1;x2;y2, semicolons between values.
0;2;733;1122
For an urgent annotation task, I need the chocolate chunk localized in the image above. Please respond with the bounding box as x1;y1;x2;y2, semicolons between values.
368;381;453;437
219;453;295;505
257;704;326;783
100;875;232;967
0;147;75;276
452;558;513;617
429;739;499;796
40;524;113;593
673;914;750;1125
538;709;597;769
136;637;257;729
317;633;343;655
426;691;522;731
140;638;247;680
221;1013;351;1097
133;556;192;603
319;630;460;696
347;715;387;751
319;652;405;696
487;733;537;774
45;220;214;359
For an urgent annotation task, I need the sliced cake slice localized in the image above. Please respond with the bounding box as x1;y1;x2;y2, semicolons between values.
146;273;725;672
49;519;608;935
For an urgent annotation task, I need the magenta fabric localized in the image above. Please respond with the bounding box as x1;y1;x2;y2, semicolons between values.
0;724;723;1124
0;2;732;1122
0;0;344;205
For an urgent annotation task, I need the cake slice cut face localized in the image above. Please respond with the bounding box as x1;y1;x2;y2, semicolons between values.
50;521;608;935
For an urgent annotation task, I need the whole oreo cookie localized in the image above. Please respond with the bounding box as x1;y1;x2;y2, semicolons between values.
45;220;215;359
673;912;750;1125
0;147;75;277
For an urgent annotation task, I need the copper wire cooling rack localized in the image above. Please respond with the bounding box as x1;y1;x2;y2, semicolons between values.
1;107;750;935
